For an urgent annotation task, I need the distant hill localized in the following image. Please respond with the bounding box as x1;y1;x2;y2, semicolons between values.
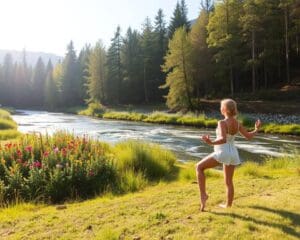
0;49;62;66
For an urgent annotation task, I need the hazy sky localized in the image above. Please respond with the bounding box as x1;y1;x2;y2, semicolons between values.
0;0;201;56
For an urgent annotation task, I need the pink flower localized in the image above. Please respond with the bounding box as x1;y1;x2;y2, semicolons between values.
25;146;33;153
43;151;49;157
54;147;59;153
33;161;42;168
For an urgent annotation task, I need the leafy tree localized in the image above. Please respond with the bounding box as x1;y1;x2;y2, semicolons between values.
161;27;194;110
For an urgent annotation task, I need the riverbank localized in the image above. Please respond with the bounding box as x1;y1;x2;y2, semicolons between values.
77;103;300;136
0;154;299;239
0;108;20;140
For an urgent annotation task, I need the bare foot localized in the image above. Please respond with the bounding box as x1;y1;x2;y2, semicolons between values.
200;195;209;212
218;203;231;209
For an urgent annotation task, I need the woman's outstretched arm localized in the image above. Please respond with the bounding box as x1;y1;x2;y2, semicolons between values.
239;119;262;140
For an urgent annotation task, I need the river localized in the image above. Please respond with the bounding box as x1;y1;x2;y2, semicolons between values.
12;110;300;162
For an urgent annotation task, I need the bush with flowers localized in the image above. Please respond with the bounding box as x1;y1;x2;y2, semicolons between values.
0;131;176;205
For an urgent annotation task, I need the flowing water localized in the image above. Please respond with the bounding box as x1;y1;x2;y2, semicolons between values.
12;110;300;162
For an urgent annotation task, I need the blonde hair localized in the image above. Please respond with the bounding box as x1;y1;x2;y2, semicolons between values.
221;99;238;117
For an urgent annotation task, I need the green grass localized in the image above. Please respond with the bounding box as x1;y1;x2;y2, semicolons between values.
0;108;20;141
0;154;299;239
0;119;17;130
78;106;300;136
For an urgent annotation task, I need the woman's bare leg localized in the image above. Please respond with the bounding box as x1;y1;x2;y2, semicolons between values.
219;164;235;208
196;155;220;211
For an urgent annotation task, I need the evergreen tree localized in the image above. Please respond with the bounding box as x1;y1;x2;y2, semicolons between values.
44;66;59;110
190;9;212;99
121;27;144;103
161;27;194;110
86;40;107;103
140;17;156;103
106;26;122;104
78;44;91;103
154;9;168;101
61;41;81;106
31;57;46;106
207;0;244;96
168;0;190;38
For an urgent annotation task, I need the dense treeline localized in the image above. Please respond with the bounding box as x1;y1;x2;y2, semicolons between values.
0;0;299;110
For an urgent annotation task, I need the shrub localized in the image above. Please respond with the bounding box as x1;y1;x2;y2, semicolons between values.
113;140;176;181
0;130;20;140
79;102;106;117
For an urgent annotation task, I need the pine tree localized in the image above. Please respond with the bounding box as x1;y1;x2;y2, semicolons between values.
78;44;91;103
86;40;107;103
121;27;144;103
106;26;122;104
190;8;212;99
154;9;168;101
207;0;244;96
61;41;81;106
168;0;190;38
161;27;194;110
140;17;156;103
44;64;59;110
31;57;46;106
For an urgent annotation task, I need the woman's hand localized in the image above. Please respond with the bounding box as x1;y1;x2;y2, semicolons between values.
202;135;212;145
255;119;262;131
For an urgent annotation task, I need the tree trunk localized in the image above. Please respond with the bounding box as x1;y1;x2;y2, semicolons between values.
143;63;148;103
229;56;234;97
181;40;194;110
284;6;290;83
252;30;256;93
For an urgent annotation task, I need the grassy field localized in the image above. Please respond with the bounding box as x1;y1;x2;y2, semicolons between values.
0;155;299;240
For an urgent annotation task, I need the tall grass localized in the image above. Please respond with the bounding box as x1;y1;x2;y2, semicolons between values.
0;108;20;140
0;118;17;130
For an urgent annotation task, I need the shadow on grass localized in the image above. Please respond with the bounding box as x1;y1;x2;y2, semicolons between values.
250;205;300;227
211;206;300;238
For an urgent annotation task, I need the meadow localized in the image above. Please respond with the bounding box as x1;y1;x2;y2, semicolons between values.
0;153;299;239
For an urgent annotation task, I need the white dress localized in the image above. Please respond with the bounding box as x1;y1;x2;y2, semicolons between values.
211;123;241;166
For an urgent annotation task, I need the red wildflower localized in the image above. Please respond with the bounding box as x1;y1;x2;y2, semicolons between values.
25;146;33;153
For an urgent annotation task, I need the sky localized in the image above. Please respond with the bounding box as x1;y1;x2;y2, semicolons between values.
0;0;201;56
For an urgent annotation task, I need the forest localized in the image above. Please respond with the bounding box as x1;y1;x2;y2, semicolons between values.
0;0;299;110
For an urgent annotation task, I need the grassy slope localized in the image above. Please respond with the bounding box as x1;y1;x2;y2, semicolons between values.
0;165;299;240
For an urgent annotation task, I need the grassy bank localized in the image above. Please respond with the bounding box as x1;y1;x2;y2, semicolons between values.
78;103;300;136
0;109;20;140
0;154;299;239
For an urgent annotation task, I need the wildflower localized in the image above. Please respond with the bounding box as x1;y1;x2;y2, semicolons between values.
54;147;59;153
43;151;49;157
25;145;33;153
17;159;22;164
33;161;42;168
16;149;22;157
